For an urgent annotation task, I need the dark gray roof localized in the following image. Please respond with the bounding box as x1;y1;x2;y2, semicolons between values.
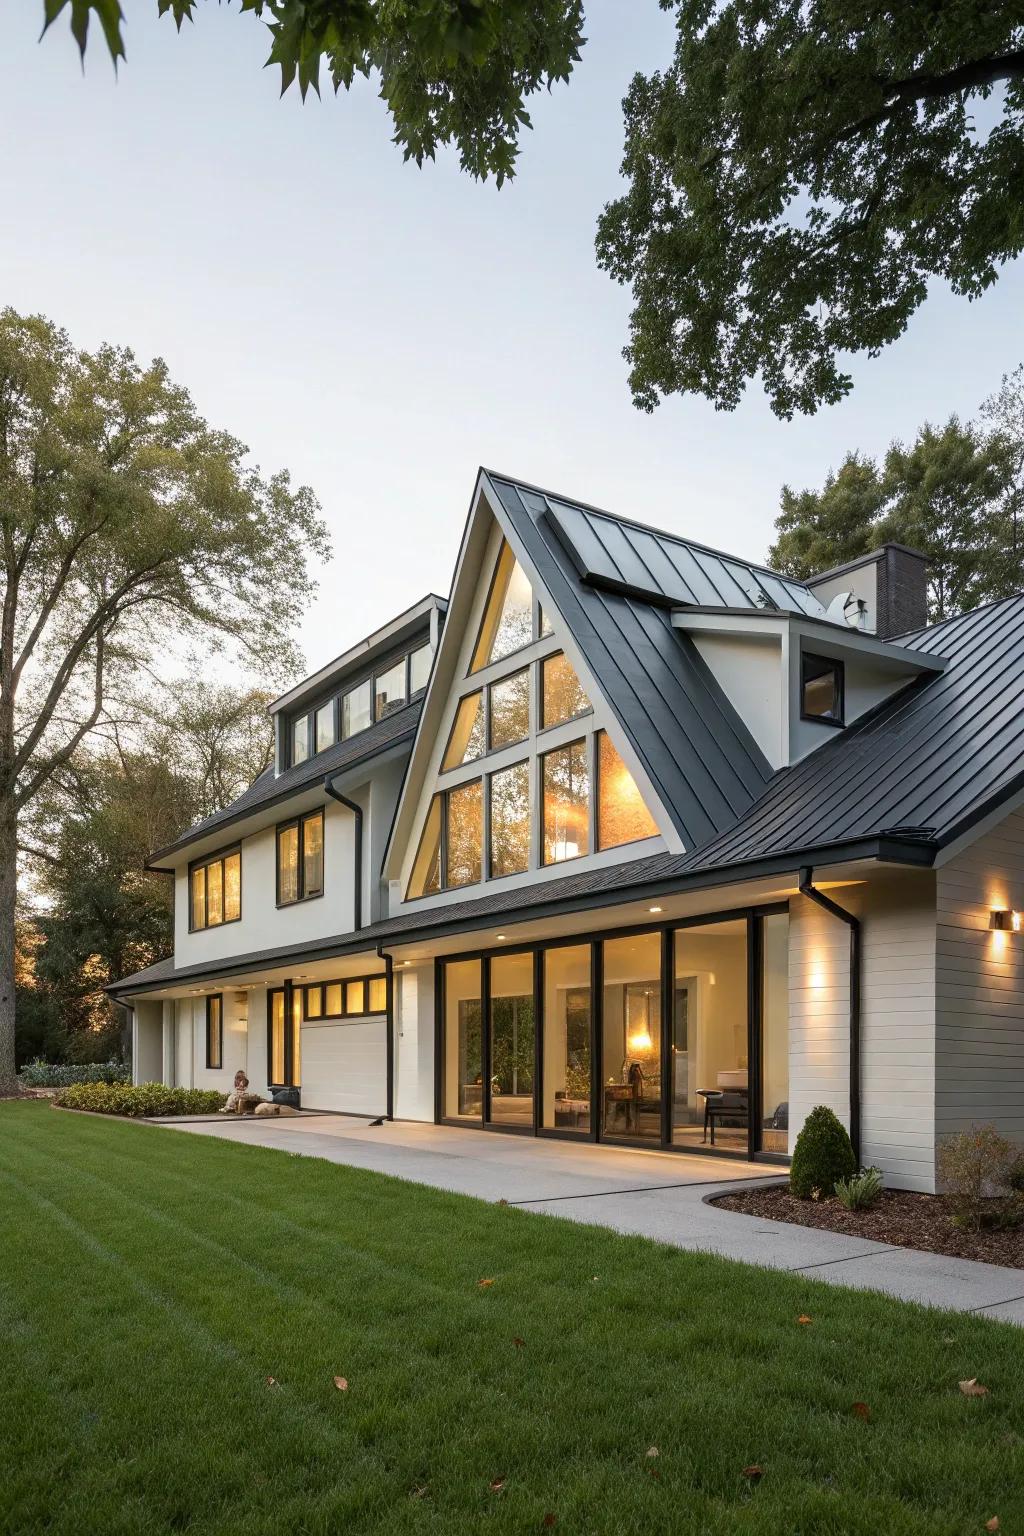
681;592;1024;870
486;473;778;849
149;699;423;863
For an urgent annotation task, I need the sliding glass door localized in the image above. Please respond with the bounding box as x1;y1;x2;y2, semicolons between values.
541;944;592;1133
671;918;748;1151
488;952;535;1127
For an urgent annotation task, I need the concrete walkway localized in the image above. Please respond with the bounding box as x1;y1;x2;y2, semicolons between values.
166;1113;1024;1324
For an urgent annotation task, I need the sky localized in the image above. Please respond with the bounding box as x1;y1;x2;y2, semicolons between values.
2;2;1022;683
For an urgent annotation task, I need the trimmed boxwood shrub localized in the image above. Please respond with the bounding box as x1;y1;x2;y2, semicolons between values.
18;1059;130;1089
790;1105;857;1198
54;1082;226;1117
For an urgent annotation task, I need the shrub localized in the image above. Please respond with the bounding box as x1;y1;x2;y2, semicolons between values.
54;1082;226;1118
937;1125;1017;1230
835;1166;883;1211
1008;1153;1024;1194
18;1059;131;1089
789;1106;857;1199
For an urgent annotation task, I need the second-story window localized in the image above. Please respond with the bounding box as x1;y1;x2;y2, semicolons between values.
315;700;336;752
801;652;844;725
292;715;310;766
375;659;408;720
277;810;324;906
190;848;241;931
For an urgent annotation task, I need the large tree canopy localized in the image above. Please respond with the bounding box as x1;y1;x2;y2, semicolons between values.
0;307;328;1089
597;1;1024;417
768;373;1024;621
42;0;584;183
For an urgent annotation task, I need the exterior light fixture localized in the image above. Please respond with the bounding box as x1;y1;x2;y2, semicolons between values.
989;909;1020;931
496;934;507;941
648;905;663;914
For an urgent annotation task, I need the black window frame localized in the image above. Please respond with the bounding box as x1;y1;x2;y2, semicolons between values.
539;650;593;733
275;808;325;907
205;993;223;1070
285;640;433;770
188;844;242;933
302;972;388;1020
800;650;845;727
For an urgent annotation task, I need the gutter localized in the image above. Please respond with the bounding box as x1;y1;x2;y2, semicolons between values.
375;944;395;1121
798;866;861;1164
323;775;363;930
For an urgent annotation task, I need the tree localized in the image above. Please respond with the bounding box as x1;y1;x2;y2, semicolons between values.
0;308;329;1092
17;679;274;1066
596;2;1024;417
769;412;1017;622
41;0;584;185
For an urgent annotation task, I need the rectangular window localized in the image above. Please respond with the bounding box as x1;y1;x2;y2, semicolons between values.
542;944;591;1134
375;659;407;721
307;976;388;1017
342;679;373;739
443;959;483;1119
367;976;387;1013
489;667;530;751
206;994;223;1070
305;985;322;1019
292;715;310;766
488;952;535;1126
446;779;483;887
489;760;531;878
269;990;286;1084
409;642;432;695
325;982;343;1016
189;848;241;931
345;979;365;1015
603;932;662;1143
443;691;485;771
277;810;324;905
597;731;659;850
315;700;336;753
542;740;589;864
801;652;844;724
541;652;590;729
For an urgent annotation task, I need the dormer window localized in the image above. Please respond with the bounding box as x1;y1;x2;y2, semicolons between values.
375;659;407;720
801;652;845;726
292;716;309;766
342;679;373;738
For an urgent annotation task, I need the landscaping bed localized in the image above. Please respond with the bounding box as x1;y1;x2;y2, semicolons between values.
53;1081;226;1117
712;1184;1024;1268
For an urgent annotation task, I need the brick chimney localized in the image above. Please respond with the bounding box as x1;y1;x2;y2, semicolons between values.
805;543;928;638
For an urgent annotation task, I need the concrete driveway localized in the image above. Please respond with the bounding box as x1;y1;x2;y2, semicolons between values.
165;1113;1024;1323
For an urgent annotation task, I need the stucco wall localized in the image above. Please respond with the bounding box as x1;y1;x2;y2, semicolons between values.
395;962;436;1122
936;810;1024;1150
132;1000;163;1084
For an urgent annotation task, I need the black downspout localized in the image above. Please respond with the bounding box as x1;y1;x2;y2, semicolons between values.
798;867;861;1164
323;775;363;931
376;944;395;1121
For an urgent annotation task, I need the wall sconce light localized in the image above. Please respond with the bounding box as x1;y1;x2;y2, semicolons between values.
989;909;1021;931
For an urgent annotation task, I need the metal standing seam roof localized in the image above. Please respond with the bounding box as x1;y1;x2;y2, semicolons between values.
679;592;1024;870
148;698;424;863
485;473;784;850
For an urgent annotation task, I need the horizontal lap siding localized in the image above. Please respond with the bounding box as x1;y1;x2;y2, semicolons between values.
789;869;937;1192
937;813;1024;1146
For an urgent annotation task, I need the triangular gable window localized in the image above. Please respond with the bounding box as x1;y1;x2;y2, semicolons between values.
597;732;659;850
470;539;533;672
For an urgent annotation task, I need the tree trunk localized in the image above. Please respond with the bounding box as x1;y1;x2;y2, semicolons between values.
0;794;17;1094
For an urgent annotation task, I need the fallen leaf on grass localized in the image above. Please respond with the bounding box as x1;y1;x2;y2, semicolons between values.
410;1486;429;1500
649;1468;661;1481
645;1446;659;1459
333;1376;349;1392
985;1518;1000;1532
797;1315;812;1326
542;1516;557;1529
266;1377;278;1388
489;1478;506;1494
959;1378;990;1397
512;1336;525;1349
742;1465;764;1482
478;1278;495;1289
851;1402;870;1422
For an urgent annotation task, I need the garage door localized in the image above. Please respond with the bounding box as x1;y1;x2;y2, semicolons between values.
300;1019;386;1115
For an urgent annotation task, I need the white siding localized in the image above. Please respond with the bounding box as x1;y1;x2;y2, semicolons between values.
395;962;436;1122
789;868;937;1191
936;810;1024;1149
301;1019;386;1115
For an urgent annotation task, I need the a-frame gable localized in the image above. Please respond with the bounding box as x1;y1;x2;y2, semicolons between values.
383;473;676;905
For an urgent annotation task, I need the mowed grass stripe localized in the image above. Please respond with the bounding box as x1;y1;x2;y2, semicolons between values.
1;1101;1021;1536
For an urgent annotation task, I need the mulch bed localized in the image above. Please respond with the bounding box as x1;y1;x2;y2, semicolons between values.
712;1184;1024;1269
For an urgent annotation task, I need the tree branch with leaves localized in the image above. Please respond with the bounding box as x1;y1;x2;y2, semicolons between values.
0;307;329;1090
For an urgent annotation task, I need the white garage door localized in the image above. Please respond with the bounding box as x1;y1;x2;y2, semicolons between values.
301;1019;386;1115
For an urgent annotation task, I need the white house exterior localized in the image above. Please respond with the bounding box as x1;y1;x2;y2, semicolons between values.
112;470;1024;1191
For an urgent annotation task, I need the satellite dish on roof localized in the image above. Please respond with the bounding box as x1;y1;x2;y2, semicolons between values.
825;591;868;630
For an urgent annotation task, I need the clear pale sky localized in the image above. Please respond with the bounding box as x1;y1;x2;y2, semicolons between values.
2;3;1021;679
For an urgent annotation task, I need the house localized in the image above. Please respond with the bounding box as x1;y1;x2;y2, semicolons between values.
110;469;1024;1192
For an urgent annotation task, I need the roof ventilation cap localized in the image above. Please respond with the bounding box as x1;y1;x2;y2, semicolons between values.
825;591;868;630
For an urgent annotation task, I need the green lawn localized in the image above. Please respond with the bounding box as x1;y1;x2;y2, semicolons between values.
1;1103;1022;1536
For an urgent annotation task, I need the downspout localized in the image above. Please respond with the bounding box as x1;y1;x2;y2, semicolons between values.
375;945;395;1122
798;867;861;1164
323;775;363;930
